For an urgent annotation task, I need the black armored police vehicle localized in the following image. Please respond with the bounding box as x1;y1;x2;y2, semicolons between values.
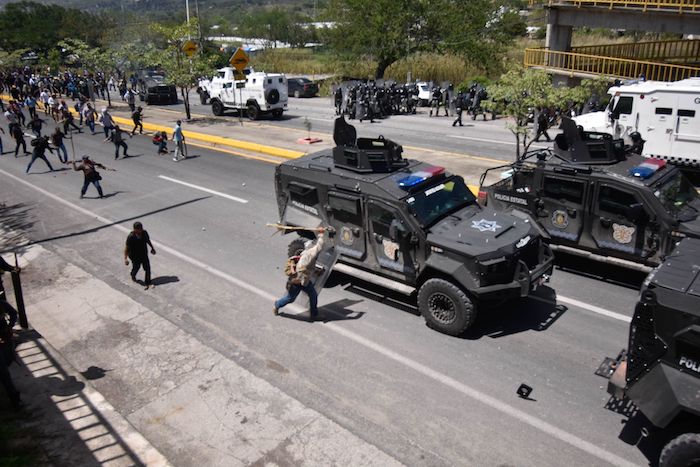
480;118;700;272
274;117;554;336
599;237;700;467
137;70;178;105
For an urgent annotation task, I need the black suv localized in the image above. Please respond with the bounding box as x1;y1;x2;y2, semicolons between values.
480;118;700;272
599;237;700;467
274;117;554;336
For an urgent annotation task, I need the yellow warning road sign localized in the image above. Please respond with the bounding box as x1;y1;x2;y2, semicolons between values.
182;40;198;58
229;47;249;71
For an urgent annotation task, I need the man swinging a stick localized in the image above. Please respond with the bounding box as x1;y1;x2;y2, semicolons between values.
271;225;331;321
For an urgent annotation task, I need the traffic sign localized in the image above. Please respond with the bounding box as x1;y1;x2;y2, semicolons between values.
182;40;198;58
229;47;249;71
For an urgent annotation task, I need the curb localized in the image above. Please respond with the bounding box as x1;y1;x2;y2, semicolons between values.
111;116;305;159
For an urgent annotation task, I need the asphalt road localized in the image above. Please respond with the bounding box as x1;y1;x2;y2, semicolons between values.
0;122;653;466
149;93;552;163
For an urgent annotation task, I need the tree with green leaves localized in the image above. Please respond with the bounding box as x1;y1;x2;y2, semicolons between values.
0;1;113;55
325;0;522;79
58;39;117;106
484;68;555;159
150;19;216;120
486;69;613;159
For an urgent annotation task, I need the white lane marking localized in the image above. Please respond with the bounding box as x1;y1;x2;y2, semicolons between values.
0;167;636;467
448;134;549;149
158;175;248;204
557;295;632;323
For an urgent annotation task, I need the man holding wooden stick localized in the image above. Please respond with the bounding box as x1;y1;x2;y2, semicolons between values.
273;227;327;321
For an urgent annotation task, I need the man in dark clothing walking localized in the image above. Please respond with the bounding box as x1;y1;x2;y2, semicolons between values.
11;123;27;157
124;222;156;290
106;125;130;159
452;91;464;127
131;106;143;135
73;155;105;199
25;136;54;174
534;108;552;142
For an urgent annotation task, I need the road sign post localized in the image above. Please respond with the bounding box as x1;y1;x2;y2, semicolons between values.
229;48;249;125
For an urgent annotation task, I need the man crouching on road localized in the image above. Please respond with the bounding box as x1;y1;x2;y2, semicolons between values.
125;222;156;290
274;227;328;321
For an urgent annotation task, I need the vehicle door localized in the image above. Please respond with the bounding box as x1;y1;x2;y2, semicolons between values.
367;200;418;282
326;192;366;261
220;81;235;105
537;175;587;245
646;93;678;158
590;183;653;261
610;95;635;138
672;98;700;162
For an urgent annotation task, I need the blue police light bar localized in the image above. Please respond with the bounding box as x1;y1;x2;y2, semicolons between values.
397;166;445;189
629;158;666;179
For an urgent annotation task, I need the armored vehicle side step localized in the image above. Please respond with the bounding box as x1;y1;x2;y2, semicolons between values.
550;244;654;273
333;263;416;295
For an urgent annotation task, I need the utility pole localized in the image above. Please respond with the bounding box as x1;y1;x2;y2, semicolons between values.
186;0;190;23
195;0;202;44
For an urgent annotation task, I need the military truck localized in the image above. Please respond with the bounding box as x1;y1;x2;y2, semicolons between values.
480;118;700;272
136;70;178;105
598;237;700;467
274;117;554;336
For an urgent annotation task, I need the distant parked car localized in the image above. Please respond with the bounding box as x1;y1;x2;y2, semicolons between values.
288;77;319;98
416;82;431;106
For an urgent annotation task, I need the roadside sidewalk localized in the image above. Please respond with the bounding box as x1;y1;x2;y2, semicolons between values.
13;244;403;466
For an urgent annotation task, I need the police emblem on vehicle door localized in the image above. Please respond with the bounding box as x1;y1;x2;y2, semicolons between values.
382;239;400;261
340;226;354;246
612;223;635;244
551;210;569;229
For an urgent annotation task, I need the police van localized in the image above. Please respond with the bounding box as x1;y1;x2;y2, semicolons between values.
573;78;700;166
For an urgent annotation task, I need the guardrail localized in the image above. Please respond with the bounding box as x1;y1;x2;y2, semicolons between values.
572;39;700;64
524;48;700;80
529;0;699;12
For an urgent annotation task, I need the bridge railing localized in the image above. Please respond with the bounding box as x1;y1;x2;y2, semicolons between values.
572;39;700;64
524;48;700;80
529;0;698;12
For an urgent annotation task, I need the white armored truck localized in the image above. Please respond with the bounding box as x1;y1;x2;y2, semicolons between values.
573;78;700;167
205;67;288;120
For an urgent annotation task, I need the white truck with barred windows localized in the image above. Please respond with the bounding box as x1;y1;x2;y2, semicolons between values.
573;78;700;166
205;67;288;120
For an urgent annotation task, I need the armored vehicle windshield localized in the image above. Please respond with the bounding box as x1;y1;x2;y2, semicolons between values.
406;177;476;227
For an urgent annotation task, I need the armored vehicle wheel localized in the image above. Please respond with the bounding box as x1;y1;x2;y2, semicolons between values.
294;90;301;98
418;279;476;336
272;109;283;119
211;100;224;116
288;238;307;257
660;433;700;467
247;104;260;121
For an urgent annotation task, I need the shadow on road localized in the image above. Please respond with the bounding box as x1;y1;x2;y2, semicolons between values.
329;272;567;339
151;275;179;286
0;196;210;253
462;286;567;340
554;253;647;290
0;202;36;255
